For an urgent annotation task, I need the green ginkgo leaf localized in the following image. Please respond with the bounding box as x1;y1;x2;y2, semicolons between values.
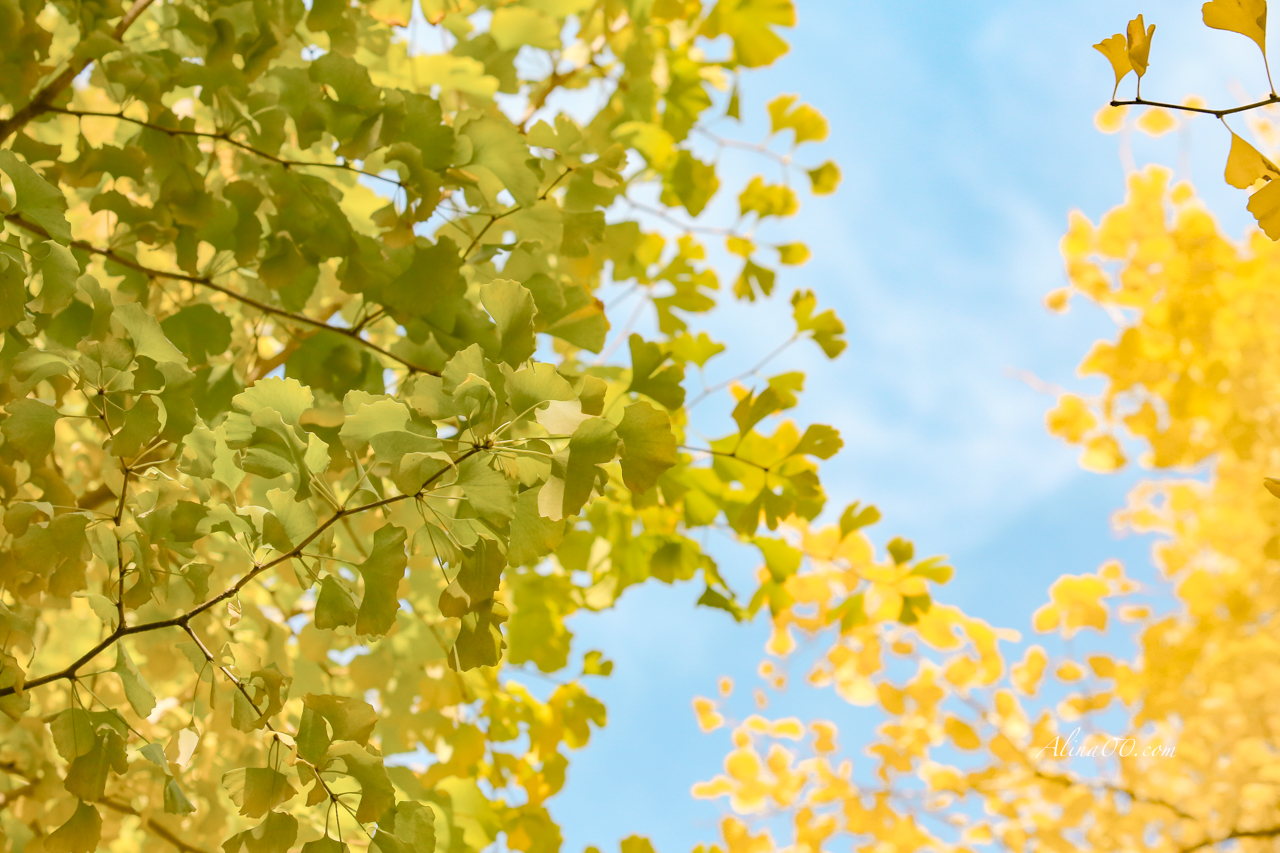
44;801;101;853
355;526;408;637
616;402;678;494
0;150;71;243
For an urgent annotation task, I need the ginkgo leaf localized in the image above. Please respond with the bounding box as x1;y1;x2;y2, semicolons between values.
807;161;841;195
480;279;537;366
223;812;299;853
490;5;559;50
2;398;61;460
222;768;298;818
1247;178;1280;238
44;801;101;853
355;526;408;636
329;743;395;822
160;304;233;364
507;363;576;416
233;377;314;426
1126;15;1156;78
943;716;981;750
372;801;435;853
114;645;156;718
0;150;71;244
1093;33;1133;88
451;599;509;670
508;487;565;566
303;693;379;745
541;417;619;521
839;501;881;537
627;335;686;409
163;777;197;815
699;0;797;67
439;538;505;617
113;303;188;367
739;176;799;218
1203;0;1267;53
661;150;720;217
792;290;847;358
616;402;678;494
231;664;290;732
30;241;77;315
791;423;842;459
65;729;127;801
1135;107;1177;136
1225;132;1280;188
456;454;517;523
766;94;829;144
51;708;96;761
315;576;358;630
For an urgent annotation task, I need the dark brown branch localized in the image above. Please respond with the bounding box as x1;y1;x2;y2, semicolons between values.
1181;826;1280;853
1111;94;1280;120
0;446;482;698
46;107;404;188
99;798;208;853
3;214;439;377
0;0;156;144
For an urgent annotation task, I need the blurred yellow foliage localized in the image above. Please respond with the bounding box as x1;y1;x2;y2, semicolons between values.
692;167;1280;850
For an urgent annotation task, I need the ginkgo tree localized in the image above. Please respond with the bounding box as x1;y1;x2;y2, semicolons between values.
1095;1;1280;236
686;4;1280;852
0;1;917;852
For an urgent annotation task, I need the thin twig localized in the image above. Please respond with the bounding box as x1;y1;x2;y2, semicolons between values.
1110;94;1280;120
3;214;439;377
99;799;209;853
0;447;483;698
0;0;157;143
47;107;405;188
686;334;800;410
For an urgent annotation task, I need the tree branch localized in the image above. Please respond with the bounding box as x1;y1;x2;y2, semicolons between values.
0;0;156;144
1111;94;1280;120
0;447;483;698
3;214;440;377
46;107;405;188
1181;826;1280;853
99;798;209;853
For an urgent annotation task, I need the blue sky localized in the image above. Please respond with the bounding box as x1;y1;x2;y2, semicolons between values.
540;1;1272;851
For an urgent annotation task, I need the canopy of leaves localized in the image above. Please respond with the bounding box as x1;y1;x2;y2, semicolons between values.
687;168;1280;851
0;0;876;851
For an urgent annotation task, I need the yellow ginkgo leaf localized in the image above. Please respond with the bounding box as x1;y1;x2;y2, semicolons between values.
1225;132;1280;188
1094;104;1128;133
1056;661;1085;681
1265;476;1280;498
1136;107;1177;136
943;716;981;750
1081;433;1126;472
1249;176;1280;238
1203;0;1267;53
1093;33;1133;89
1044;287;1072;312
1126;15;1156;78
